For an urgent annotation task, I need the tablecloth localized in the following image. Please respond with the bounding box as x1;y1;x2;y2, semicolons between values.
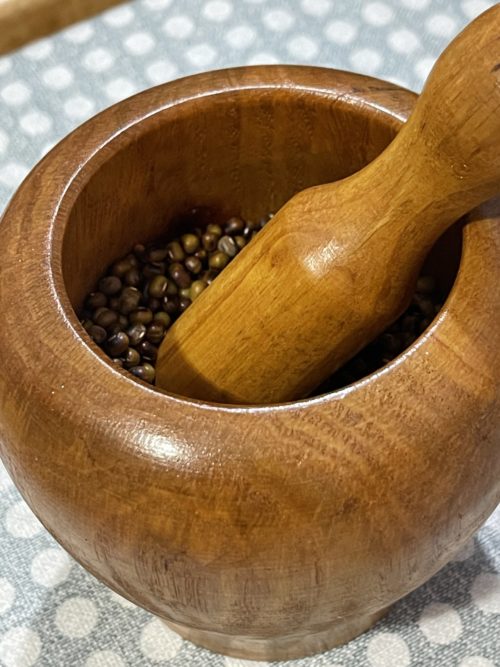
0;0;499;665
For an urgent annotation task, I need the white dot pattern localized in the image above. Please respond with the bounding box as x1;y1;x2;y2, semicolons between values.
349;48;383;74
19;110;53;136
55;597;98;638
31;547;72;588
426;14;458;37
163;15;195;39
42;65;74;90
203;1;234;22
459;658;497;667
300;0;332;17
0;578;15;615
124;32;156;56
0;462;14;490
63;23;95;44
225;25;256;49
262;9;295;32
140;618;183;661
0;627;41;667
85;650;126;667
246;51;280;65
418;602;463;644
287;35;319;60
22;39;53;61
63;94;96;120
1;81;31;106
0;58;12;74
185;43;217;68
0;2;498;666
4;501;44;538
104;77;139;102
366;632;411;667
325;20;358;45
224;659;271;667
102;5;135;27
470;572;500;614
387;28;421;53
143;0;173;9
362;3;395;27
83;48;115;72
145;59;178;84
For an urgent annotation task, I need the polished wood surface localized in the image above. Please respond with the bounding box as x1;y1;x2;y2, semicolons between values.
156;6;500;404
0;0;125;54
0;66;499;661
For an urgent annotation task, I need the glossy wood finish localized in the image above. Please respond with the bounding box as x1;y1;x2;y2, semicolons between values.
0;0;125;54
156;6;500;404
0;67;499;661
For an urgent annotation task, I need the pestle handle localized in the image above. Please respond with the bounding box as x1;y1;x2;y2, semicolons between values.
156;6;500;404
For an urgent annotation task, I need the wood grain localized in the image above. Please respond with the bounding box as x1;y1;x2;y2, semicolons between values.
0;0;125;54
156;6;500;404
0;66;498;661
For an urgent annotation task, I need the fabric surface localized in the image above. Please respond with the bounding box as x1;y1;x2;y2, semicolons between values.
0;0;499;665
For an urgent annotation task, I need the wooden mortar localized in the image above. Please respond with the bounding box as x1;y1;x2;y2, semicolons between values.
0;67;499;661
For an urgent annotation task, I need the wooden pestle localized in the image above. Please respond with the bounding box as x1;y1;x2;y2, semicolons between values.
156;6;500;404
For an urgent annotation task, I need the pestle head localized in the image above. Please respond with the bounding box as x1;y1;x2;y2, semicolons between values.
156;5;500;404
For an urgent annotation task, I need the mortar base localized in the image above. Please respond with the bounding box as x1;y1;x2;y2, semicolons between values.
163;606;389;661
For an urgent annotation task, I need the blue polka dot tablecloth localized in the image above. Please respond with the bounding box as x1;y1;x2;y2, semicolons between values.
0;0;499;665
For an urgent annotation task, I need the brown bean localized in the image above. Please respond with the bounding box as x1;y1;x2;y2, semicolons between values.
123;347;141;369
209;251;229;270
130;363;155;383
163;294;180;315
106;332;129;357
146;322;165;345
119;287;141;315
98;276;122;296
126;323;147;346
124;268;142;287
185;256;202;274
169;263;191;288
129;308;153;325
143;263;166;279
202;232;218;251
89;325;107;344
137;340;157;361
181;233;200;254
190;280;207;300
148;275;168;298
225;216;245;235
85;292;107;310
94;308;118;329
148;247;168;263
153;311;172;328
194;249;207;262
167;241;185;262
201;269;218;285
217;235;238;257
133;243;147;261
179;296;191;312
234;235;246;250
111;257;134;277
206;223;222;238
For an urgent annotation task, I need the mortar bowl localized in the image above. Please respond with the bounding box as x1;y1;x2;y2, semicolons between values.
0;66;499;661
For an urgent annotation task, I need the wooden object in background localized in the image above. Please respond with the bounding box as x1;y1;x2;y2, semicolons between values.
0;0;126;54
156;6;500;404
0;66;499;661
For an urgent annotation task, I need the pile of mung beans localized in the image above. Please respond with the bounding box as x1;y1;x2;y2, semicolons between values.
79;208;442;395
79;209;272;385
